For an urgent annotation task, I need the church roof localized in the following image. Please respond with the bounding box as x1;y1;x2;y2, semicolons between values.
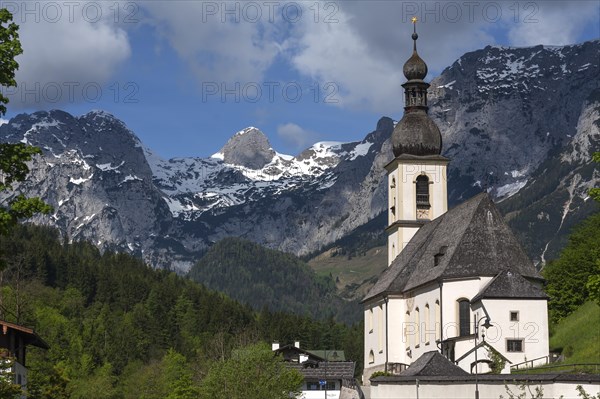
287;361;355;380
399;351;468;377
363;193;542;302
471;270;548;302
392;111;442;157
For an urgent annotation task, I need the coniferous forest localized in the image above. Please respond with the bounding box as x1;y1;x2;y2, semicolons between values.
189;237;362;324
0;224;363;398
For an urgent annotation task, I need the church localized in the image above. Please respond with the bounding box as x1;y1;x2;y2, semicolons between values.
362;21;550;383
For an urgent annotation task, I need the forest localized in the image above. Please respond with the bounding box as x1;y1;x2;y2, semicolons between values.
189;236;361;324
0;224;363;398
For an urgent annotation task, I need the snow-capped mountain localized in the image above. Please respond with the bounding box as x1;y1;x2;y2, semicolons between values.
1;40;598;269
1;109;392;270
429;40;599;202
146;127;359;220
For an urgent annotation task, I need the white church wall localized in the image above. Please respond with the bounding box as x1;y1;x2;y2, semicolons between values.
363;298;387;380
440;278;493;340
401;283;442;362
477;299;550;368
386;297;407;365
370;379;600;399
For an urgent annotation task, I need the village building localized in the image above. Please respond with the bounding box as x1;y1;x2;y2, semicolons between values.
362;20;551;383
273;341;356;399
0;319;49;391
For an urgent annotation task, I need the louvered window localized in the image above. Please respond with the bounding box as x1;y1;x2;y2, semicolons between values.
416;175;430;208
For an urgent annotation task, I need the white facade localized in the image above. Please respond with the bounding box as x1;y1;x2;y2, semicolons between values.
363;278;550;381
471;298;550;369
385;157;448;265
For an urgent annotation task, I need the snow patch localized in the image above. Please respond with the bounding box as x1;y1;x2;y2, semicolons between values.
348;142;373;160
96;161;125;171
496;180;527;198
69;174;93;185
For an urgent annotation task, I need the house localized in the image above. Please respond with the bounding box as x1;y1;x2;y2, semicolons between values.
273;342;356;399
0;319;49;390
362;19;549;383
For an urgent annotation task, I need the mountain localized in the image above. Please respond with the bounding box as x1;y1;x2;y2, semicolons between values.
188;237;360;323
1;41;598;270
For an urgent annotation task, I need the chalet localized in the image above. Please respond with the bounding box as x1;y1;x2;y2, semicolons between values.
273;342;356;399
0;319;49;391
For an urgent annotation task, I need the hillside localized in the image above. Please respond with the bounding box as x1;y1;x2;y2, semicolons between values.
0;223;363;395
188;237;361;324
549;301;600;365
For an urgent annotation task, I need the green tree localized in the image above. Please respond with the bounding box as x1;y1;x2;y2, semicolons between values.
544;213;600;322
589;152;600;202
0;9;51;244
0;8;21;116
0;354;23;398
162;349;199;399
199;342;303;399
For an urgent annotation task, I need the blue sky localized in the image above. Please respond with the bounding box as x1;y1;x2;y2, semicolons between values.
2;0;599;159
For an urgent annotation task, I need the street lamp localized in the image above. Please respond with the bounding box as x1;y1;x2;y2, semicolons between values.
474;315;492;399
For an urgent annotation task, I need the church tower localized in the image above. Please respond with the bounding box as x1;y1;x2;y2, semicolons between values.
386;19;449;265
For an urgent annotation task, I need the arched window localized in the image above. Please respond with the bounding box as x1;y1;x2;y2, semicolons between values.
404;311;410;345
369;350;374;364
415;307;420;347
416;175;430;209
425;304;430;345
378;305;384;352
458;299;470;336
435;300;441;341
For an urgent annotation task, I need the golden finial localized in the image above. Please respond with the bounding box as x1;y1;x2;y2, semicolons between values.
411;16;419;51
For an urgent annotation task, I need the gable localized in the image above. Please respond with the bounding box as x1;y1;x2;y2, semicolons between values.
364;193;541;302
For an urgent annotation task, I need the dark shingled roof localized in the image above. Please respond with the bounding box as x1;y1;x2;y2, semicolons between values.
472;270;548;302
363;193;541;302
287;361;355;380
392;111;442;157
399;351;468;377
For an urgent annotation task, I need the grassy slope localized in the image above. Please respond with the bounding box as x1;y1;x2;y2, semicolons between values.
549;301;600;364
308;245;387;300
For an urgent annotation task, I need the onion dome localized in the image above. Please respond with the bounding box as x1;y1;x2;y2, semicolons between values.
391;17;442;158
392;112;442;156
403;31;428;81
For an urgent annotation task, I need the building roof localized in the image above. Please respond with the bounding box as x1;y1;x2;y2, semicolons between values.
392;111;442;157
399;351;468;377
308;350;346;361
363;193;541;302
274;344;326;362
454;341;512;365
287;361;355;380
471;270;548;302
0;320;50;349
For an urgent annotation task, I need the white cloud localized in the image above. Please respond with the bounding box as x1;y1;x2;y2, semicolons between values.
0;118;8;126
505;1;600;46
8;1;131;108
141;1;284;85
286;3;493;115
285;0;597;115
277;122;319;151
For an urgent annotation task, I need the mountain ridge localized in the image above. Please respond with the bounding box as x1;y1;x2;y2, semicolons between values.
1;40;598;270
